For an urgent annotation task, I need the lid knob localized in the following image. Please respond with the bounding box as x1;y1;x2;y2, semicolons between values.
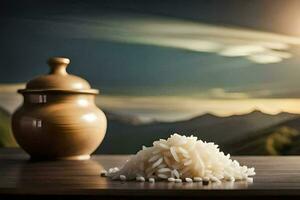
18;57;99;94
47;57;70;75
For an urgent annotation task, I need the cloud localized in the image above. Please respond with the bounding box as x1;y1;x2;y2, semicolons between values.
0;82;300;121
12;13;300;64
96;95;300;122
90;14;299;64
207;88;249;99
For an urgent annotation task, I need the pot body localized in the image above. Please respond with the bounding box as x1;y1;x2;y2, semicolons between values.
12;92;107;160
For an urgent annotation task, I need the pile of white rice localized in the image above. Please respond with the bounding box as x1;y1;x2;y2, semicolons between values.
102;133;255;183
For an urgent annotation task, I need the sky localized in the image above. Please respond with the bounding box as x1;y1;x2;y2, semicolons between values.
1;0;300;121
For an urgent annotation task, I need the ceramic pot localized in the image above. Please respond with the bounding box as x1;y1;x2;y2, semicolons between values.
12;57;107;160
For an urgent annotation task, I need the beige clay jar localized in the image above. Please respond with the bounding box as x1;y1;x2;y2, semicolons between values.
12;57;107;160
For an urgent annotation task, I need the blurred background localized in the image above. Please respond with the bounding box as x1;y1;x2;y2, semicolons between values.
1;0;300;155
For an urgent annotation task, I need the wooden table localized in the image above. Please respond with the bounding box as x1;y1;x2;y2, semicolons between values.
1;148;300;199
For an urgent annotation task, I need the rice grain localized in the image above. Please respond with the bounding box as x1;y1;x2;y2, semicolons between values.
105;133;255;184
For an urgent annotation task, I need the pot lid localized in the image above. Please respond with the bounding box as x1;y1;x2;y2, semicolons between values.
18;57;98;94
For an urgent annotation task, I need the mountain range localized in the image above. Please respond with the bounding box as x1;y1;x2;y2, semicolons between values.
229;116;300;155
97;109;299;154
1;104;300;155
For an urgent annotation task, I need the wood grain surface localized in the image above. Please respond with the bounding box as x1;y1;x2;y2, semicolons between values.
1;148;300;199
